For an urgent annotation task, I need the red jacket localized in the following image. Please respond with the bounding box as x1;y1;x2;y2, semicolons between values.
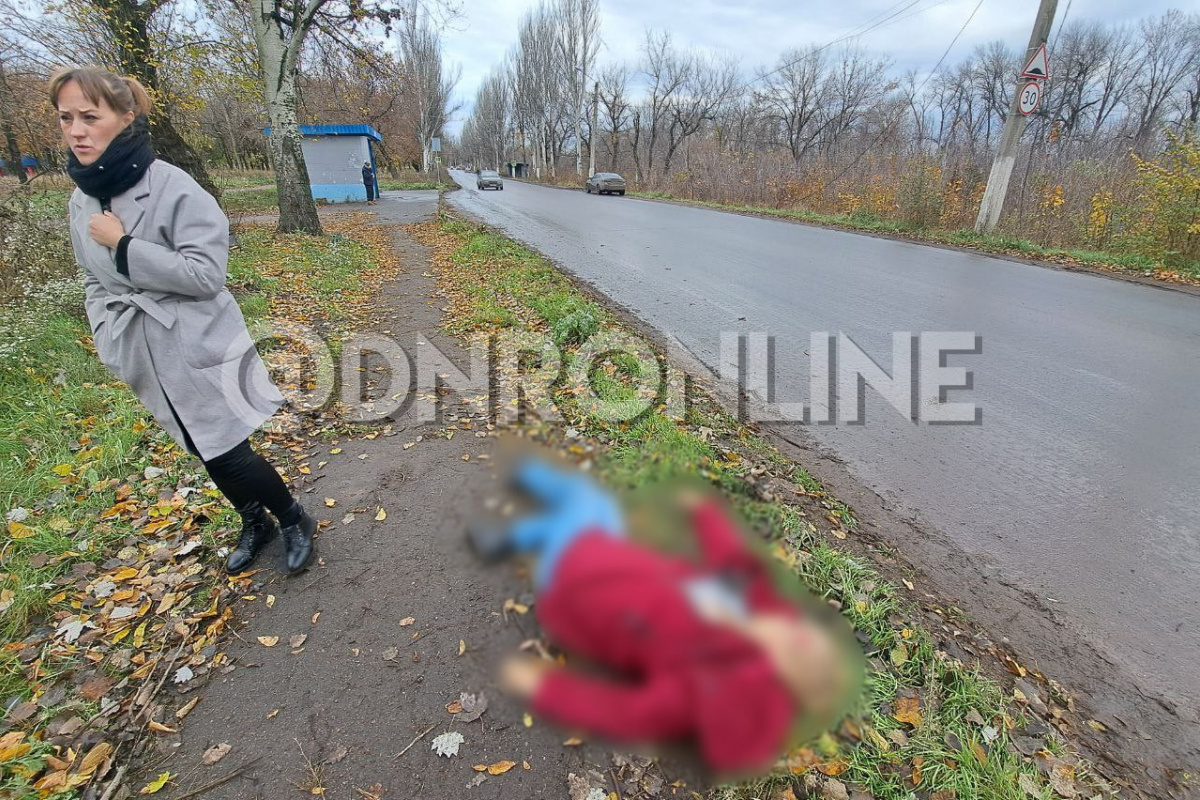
531;501;797;772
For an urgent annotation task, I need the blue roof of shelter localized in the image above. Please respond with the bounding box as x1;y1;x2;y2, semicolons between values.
263;124;382;141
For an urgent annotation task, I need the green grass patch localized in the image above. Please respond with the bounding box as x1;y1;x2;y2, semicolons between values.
221;186;280;214
631;192;1200;282
430;213;1112;800
378;179;442;191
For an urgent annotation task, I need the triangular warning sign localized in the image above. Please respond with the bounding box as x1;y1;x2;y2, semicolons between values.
1021;43;1049;80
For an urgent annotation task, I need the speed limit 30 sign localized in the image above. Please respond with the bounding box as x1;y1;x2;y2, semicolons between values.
1018;81;1042;116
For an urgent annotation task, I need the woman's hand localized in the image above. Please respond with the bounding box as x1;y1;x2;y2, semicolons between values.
89;211;126;249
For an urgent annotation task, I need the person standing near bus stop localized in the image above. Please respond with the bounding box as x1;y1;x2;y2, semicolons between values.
52;66;318;576
362;160;376;205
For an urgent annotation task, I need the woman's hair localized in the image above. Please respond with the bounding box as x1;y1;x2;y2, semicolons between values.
48;67;153;117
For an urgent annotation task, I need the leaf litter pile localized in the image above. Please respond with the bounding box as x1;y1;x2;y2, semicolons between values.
0;213;399;798
409;213;1129;800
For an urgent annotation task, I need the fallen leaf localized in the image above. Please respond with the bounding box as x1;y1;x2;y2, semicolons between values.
467;773;489;788
77;741;113;779
290;634;308;649
1086;719;1107;732
176;698;200;719
821;778;849;800
432;731;464;757
267;594;276;608
173;666;194;684
148;721;177;734
456;692;488;723
911;755;925;786
964;708;986;726
563;737;583;747
399;617;415;627
312;612;322;624
523;713;533;728
1049;764;1077;798
7;702;36;723
7;520;35;539
487;761;516;775
80;675;113;701
503;598;529;615
139;772;173;795
457;639;466;656
1018;773;1041;797
203;743;232;765
257;636;280;647
325;498;338;508
383;647;399;661
893;696;923;727
375;507;387;521
446;700;464;714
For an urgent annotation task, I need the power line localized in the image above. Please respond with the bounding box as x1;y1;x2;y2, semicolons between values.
794;0;987;201
746;0;952;91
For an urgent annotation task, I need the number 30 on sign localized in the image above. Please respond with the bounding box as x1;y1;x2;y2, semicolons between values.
1018;81;1042;116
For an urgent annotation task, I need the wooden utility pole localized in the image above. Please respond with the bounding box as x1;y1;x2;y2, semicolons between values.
588;80;599;178
974;0;1058;233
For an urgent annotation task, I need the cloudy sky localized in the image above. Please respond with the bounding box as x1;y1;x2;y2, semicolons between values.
438;0;1182;136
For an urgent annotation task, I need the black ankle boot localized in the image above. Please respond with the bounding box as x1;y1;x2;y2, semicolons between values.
226;502;279;574
280;504;317;575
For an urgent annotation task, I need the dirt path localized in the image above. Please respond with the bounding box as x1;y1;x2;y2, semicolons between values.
144;198;672;800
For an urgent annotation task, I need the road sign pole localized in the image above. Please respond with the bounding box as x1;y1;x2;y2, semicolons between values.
974;0;1058;234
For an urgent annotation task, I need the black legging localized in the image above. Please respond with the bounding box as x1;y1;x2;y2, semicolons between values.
163;393;297;523
204;439;300;524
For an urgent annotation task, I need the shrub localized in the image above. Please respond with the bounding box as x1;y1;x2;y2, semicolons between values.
1123;133;1200;265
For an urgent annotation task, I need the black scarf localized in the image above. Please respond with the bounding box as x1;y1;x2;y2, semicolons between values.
66;115;155;199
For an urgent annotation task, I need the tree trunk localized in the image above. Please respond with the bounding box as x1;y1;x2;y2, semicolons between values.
97;0;220;199
265;76;322;235
252;0;322;235
375;141;401;178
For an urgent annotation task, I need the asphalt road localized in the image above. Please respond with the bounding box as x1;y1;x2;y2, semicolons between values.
446;173;1200;715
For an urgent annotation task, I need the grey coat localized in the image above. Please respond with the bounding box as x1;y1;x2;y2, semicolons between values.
69;160;283;461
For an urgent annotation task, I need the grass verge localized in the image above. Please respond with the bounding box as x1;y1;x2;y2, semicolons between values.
411;213;1120;800
0;217;389;798
378;179;443;191
629;192;1200;285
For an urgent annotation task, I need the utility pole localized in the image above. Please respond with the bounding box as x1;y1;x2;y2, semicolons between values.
974;0;1058;233
588;80;599;178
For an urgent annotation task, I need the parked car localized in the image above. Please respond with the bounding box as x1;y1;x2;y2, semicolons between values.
585;172;626;195
477;169;504;190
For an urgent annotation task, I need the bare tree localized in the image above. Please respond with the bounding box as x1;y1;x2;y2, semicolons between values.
1129;10;1200;145
662;50;737;175
400;1;460;174
553;0;598;177
598;62;629;170
639;29;689;180
757;46;827;163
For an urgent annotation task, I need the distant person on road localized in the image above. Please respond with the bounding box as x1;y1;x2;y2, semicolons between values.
471;459;861;775
52;66;317;577
362;160;376;205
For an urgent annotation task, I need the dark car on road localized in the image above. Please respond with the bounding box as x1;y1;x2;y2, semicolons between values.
585;172;626;195
477;169;504;190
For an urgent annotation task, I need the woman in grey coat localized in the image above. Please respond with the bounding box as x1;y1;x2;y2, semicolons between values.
52;66;316;575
